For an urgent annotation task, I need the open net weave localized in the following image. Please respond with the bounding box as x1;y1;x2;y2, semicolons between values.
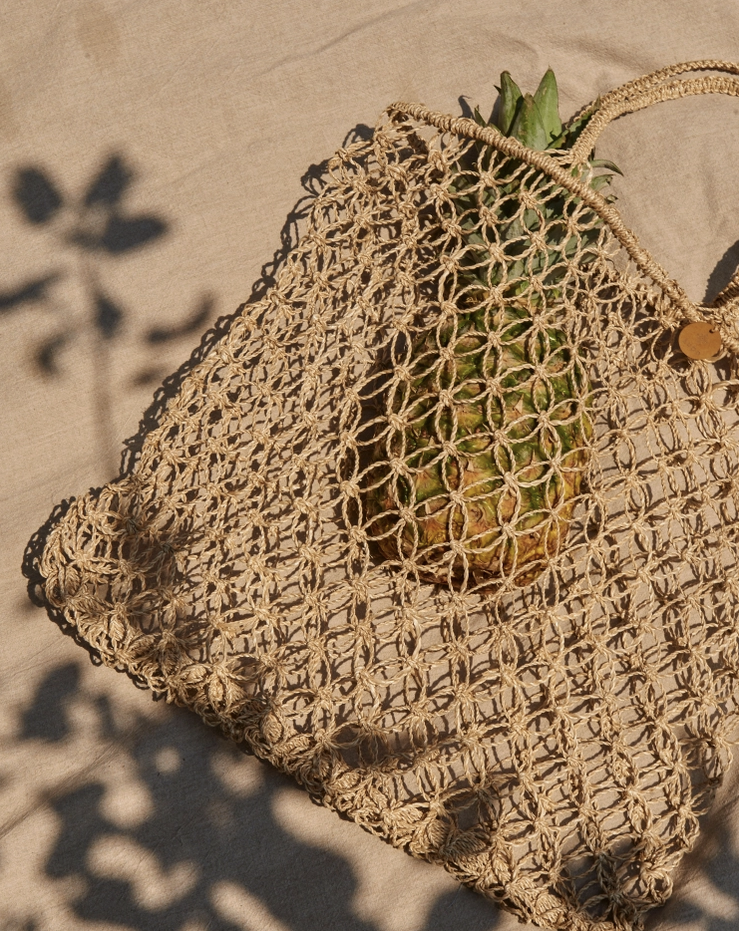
35;61;739;931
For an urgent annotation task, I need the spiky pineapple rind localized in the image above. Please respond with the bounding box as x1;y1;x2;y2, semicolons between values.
362;68;607;590
363;304;593;590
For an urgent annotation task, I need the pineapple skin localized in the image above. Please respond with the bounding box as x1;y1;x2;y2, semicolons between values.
361;70;607;590
362;302;592;590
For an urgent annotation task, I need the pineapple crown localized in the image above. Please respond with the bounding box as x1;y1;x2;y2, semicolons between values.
471;68;620;189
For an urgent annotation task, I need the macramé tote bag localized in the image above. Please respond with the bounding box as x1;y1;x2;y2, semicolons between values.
28;60;739;931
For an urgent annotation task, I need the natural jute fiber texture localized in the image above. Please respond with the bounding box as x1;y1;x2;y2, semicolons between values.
33;62;739;930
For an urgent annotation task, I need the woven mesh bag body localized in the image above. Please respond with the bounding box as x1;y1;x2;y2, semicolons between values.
32;61;739;930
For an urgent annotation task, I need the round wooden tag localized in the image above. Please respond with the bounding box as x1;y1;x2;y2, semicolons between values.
678;321;723;361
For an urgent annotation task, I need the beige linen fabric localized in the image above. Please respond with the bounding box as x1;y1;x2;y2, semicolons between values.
4;3;739;931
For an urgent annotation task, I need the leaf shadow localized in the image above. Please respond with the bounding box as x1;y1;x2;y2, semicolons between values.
18;121;519;931
14;651;508;931
21;666;376;931
115;121;372;478
0;272;64;314
21;123;375;671
704;237;739;306
12;166;64;225
3;151;173;385
20;661;81;742
645;780;739;931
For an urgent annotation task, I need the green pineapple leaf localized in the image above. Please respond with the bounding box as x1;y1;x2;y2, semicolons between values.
533;68;563;144
495;71;523;135
507;93;549;150
590;158;623;175
552;100;600;150
472;106;488;128
589;173;615;193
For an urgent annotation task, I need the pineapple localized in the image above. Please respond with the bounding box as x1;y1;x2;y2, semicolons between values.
362;69;618;590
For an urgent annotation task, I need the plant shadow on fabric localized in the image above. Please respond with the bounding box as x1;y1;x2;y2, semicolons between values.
16;122;506;931
19;660;375;931
703;238;739;306
21;119;739;931
644;799;739;931
2;153;215;474
15;662;504;931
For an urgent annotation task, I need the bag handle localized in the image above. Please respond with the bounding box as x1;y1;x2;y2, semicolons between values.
569;60;739;165
392;62;739;350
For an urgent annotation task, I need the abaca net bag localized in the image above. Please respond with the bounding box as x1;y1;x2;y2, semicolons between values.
29;61;739;931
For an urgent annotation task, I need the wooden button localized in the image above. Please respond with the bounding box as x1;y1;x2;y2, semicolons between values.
678;321;723;361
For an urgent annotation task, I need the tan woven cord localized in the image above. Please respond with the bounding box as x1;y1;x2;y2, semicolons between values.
33;62;739;931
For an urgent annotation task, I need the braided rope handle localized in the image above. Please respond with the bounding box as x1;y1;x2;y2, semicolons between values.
568;60;739;342
389;101;716;336
392;60;739;352
569;59;739;163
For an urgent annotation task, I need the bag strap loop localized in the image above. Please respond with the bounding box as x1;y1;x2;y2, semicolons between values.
569;60;739;165
393;62;739;348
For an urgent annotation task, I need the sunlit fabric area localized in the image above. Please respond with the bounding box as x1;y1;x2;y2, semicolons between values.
4;4;739;931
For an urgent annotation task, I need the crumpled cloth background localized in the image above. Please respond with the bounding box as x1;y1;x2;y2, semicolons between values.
3;3;739;929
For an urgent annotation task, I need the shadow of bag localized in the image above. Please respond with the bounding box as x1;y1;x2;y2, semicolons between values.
33;60;739;931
